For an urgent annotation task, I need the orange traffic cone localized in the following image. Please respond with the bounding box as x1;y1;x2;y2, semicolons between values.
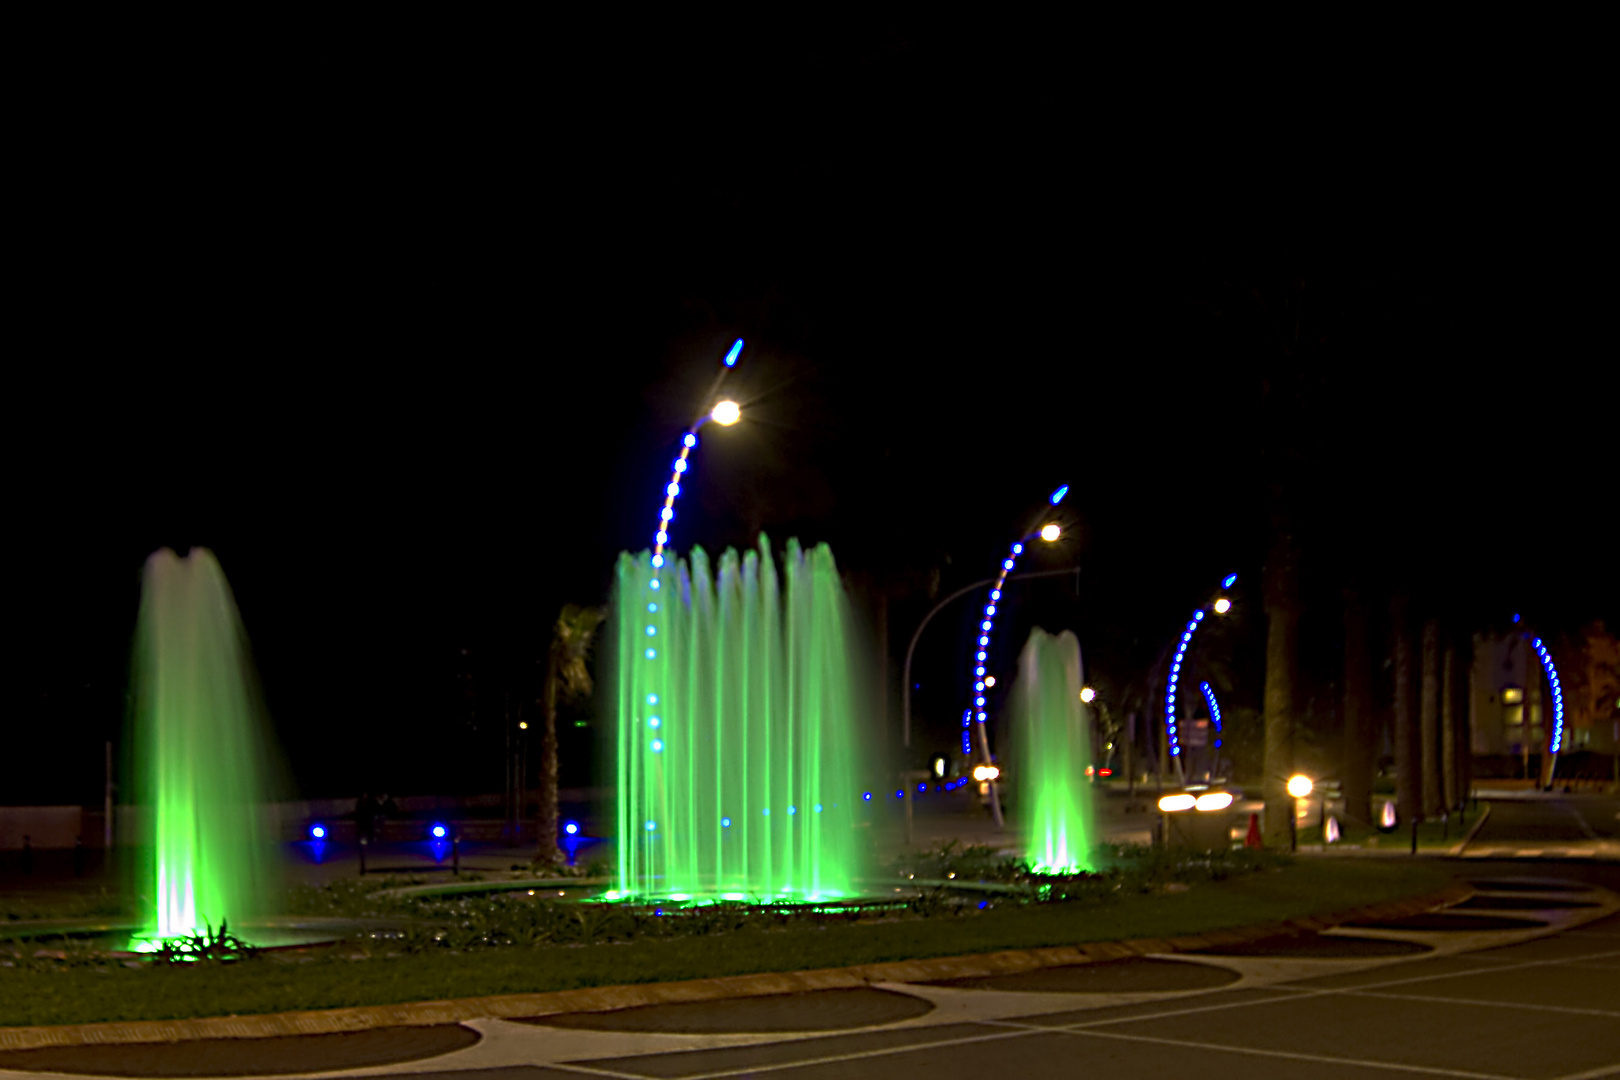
1244;812;1263;849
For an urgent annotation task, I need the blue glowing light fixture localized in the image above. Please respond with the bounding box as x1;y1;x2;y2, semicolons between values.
430;823;448;839
1199;681;1224;748
309;824;326;840
722;338;744;367
1164;575;1233;759
564;821;579;835
1532;637;1566;753
963;483;1069;799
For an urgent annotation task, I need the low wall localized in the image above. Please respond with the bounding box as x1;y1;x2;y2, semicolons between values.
0;807;83;850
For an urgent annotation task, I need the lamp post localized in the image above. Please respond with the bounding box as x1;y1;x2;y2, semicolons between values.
944;485;1070;828
1162;574;1237;786
618;339;745;884
901;567;1081;749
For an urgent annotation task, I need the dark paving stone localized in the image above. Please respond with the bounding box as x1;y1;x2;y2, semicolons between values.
1452;895;1600;910
0;1025;479;1077
929;956;1239;993
523;987;933;1034
1002;987;1296;1028
1093;992;1620;1079
569;1022;1002;1077
380;1071;581;1080
1187;932;1430;957
1340;911;1547;931
1379;960;1620;1013
1467;879;1599;893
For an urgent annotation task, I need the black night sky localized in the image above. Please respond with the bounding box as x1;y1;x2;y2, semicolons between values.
6;36;1614;806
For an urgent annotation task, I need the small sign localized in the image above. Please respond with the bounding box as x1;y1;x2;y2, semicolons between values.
1183;718;1210;748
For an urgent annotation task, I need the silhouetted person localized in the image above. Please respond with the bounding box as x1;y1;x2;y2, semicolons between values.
355;793;379;845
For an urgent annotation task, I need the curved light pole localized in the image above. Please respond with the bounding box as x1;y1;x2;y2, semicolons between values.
954;485;1071;827
645;338;745;577
1163;573;1236;784
1531;634;1566;787
619;339;744;885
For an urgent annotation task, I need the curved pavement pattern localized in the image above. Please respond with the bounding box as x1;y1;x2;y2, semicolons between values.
1;865;1616;1080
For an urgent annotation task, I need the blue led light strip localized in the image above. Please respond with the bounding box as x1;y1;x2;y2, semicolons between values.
967;485;1068;767
646;340;744;581
1164;574;1235;760
1531;637;1565;753
1199;681;1223;749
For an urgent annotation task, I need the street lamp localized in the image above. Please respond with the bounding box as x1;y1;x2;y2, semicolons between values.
1079;686;1097;704
711;400;741;426
954;484;1069;828
1162;573;1237;781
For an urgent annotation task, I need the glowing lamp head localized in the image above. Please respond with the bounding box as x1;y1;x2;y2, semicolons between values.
1194;791;1234;812
564;821;579;835
711;400;741;426
984;675;996;687
1213;597;1232;614
1158;793;1197;812
1040;523;1061;542
1050;484;1069;505
722;338;743;367
1079;686;1096;704
972;764;1001;782
518;720;528;730
1287;774;1314;799
431;823;447;839
310;824;326;840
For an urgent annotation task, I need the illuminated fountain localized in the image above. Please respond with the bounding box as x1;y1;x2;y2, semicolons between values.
127;548;277;948
1007;628;1095;873
611;536;867;902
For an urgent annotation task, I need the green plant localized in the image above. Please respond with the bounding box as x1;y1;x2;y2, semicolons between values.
154;920;260;964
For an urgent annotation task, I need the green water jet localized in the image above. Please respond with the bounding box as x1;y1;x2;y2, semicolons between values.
127;548;277;947
1008;628;1096;873
612;537;868;902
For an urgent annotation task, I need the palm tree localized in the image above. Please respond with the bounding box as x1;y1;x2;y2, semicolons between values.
1341;588;1374;826
1261;514;1302;847
535;603;604;869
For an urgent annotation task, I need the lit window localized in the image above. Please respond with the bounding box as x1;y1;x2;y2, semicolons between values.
1501;686;1524;705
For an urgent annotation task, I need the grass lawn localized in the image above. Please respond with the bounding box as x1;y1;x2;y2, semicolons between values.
0;858;1453;1028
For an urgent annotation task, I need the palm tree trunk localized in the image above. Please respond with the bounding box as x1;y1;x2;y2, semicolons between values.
1441;638;1458;811
1341;589;1373;826
1261;524;1301;848
1392;595;1417;823
536;652;561;867
1420;618;1441;817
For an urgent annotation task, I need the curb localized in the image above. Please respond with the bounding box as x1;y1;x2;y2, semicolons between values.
0;882;1473;1053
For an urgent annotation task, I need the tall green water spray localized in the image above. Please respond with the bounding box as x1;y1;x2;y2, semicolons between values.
129;548;276;945
1008;628;1095;873
613;536;866;901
